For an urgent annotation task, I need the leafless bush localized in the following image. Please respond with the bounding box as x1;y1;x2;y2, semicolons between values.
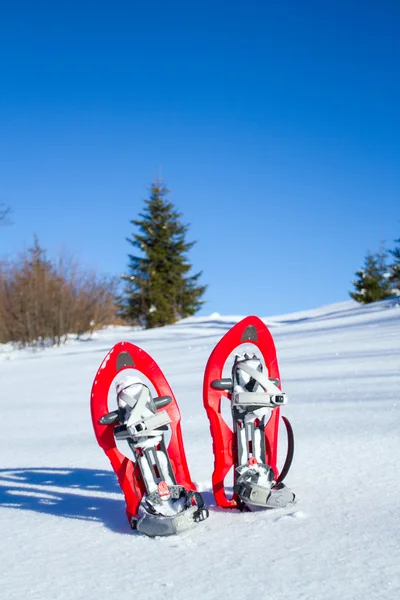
0;238;119;346
0;203;12;225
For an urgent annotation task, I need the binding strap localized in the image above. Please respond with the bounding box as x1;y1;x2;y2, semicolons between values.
276;416;294;484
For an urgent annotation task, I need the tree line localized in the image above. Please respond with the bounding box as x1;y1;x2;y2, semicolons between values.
1;186;398;346
0;182;206;345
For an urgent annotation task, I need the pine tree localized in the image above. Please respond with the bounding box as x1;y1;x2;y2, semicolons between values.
350;250;392;304
121;181;206;328
388;238;400;295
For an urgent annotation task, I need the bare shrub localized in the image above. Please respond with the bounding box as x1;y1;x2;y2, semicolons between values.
0;203;12;225
0;238;119;346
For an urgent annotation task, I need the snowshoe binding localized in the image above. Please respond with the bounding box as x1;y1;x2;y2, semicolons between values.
91;342;208;537
203;317;295;511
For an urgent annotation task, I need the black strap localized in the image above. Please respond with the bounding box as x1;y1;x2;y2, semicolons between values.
276;416;294;485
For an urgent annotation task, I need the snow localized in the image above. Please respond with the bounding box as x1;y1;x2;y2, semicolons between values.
1;298;400;599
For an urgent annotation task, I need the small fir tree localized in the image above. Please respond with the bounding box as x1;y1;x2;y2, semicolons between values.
122;181;206;328
388;237;400;295
350;250;392;304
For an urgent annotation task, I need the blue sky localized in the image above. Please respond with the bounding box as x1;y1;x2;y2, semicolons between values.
0;0;399;317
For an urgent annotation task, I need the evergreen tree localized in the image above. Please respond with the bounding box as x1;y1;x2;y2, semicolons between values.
388;237;400;295
121;181;206;328
350;250;392;304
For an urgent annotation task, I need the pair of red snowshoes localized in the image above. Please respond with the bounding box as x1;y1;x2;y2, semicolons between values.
91;316;295;537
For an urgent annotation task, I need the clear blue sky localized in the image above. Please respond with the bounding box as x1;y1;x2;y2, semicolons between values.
0;0;399;317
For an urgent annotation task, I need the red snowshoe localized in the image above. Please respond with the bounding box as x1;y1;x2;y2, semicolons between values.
203;316;295;510
91;341;208;536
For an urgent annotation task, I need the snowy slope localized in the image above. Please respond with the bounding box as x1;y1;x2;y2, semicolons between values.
1;299;399;600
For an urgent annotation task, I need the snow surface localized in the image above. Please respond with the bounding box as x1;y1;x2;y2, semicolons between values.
1;298;399;600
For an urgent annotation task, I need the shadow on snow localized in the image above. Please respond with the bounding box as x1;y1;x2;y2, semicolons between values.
0;467;133;535
0;467;221;533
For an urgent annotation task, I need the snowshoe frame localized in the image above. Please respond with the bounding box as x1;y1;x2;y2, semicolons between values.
203;316;294;509
91;341;196;524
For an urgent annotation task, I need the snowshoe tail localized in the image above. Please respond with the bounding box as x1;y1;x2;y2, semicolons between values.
203;316;295;510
